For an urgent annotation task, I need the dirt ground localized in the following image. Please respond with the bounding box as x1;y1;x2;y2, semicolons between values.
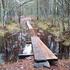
0;56;70;70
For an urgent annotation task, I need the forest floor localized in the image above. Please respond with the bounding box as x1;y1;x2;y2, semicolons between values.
0;57;70;70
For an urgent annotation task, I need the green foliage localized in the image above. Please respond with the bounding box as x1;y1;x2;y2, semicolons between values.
7;20;15;24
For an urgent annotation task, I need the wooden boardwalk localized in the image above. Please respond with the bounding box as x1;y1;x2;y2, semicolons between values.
26;20;58;61
27;21;33;29
31;36;58;61
27;20;36;36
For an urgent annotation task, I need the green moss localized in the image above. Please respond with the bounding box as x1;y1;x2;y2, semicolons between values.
6;23;20;32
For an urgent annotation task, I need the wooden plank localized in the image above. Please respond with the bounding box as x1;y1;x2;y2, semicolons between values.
26;21;36;36
31;36;58;61
27;21;33;29
31;37;47;61
26;20;57;61
38;37;58;60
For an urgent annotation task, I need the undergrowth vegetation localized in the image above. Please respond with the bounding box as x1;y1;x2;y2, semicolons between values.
0;21;20;52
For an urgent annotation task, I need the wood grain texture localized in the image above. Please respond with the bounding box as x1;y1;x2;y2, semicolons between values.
26;20;58;61
31;36;58;61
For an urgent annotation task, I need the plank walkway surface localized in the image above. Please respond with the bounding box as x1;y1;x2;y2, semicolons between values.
31;36;58;61
27;21;33;29
26;20;58;61
27;20;35;36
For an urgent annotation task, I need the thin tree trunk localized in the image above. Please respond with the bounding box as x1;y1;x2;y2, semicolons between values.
37;0;39;20
62;0;65;32
67;1;70;30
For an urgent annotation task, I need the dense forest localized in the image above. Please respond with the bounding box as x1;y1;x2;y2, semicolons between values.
0;0;70;70
0;0;70;31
